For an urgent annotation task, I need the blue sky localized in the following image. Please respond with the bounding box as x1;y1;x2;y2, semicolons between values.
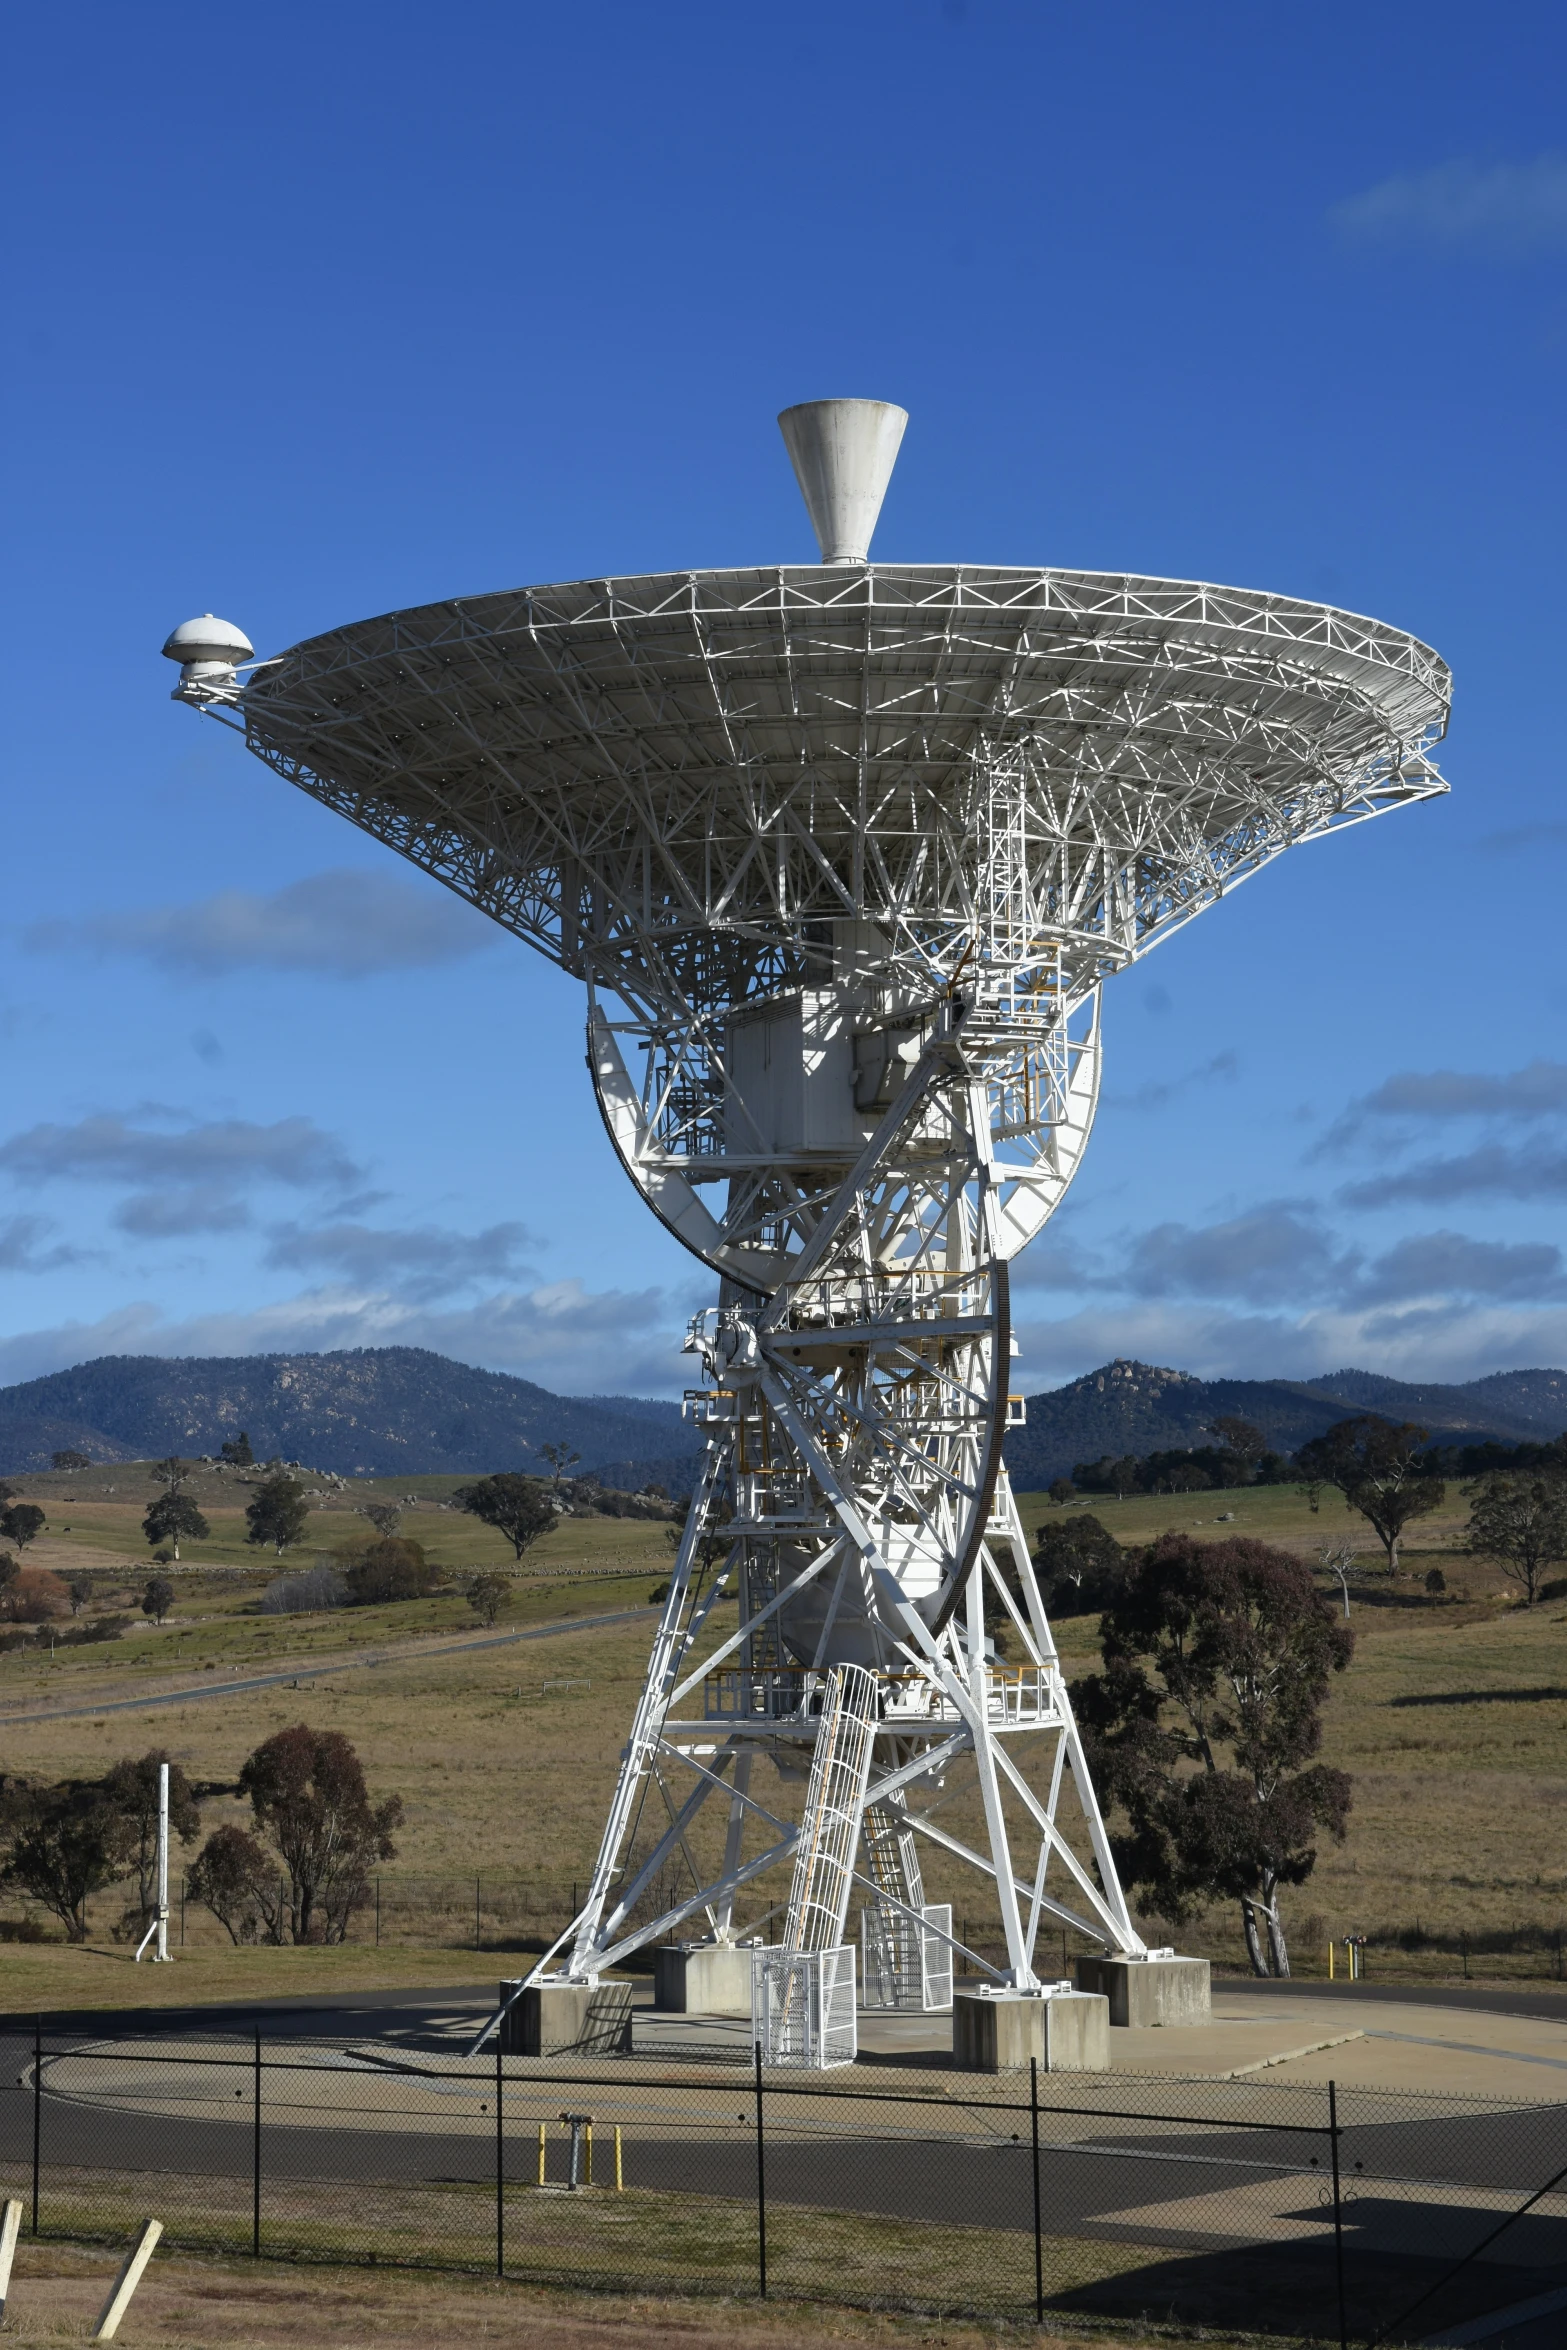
3;0;1567;1400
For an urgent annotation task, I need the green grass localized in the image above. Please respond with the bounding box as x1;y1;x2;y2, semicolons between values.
26;2168;1153;2321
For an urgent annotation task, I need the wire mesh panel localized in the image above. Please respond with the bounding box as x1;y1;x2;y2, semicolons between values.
1332;2082;1567;2345
921;1905;954;2009
752;1947;858;2069
6;2018;1567;2340
503;2071;760;2299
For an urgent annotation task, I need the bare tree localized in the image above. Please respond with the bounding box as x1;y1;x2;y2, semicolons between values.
1316;1537;1360;1621
540;1443;581;1489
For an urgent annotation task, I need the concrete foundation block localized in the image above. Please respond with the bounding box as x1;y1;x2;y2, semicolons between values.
1074;1953;1211;2028
952;1987;1110;2073
498;1977;634;2058
652;1943;755;2015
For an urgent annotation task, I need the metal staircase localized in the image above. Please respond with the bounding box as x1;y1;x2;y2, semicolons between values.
784;1664;880;1952
859;1794;927;2007
755;1663;879;2066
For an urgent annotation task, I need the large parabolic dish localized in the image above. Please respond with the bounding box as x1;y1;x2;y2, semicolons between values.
166;404;1450;2040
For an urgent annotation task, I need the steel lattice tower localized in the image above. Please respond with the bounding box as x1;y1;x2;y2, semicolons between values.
164;401;1449;2038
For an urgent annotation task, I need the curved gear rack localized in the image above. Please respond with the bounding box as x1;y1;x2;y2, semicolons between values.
167;401;1450;2022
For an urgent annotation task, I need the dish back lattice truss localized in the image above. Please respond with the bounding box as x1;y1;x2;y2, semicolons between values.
177;538;1449;2001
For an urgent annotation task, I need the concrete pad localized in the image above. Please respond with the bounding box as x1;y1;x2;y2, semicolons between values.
630;2009;754;2060
651;1943;753;2015
952;1987;1109;2073
1091;2172;1567;2271
1100;1991;1567;2095
1077;1952;1211;2027
498;1977;633;2058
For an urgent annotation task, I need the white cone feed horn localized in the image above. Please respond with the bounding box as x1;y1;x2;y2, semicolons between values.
0;2199;21;2319
93;2217;162;2341
777;399;907;564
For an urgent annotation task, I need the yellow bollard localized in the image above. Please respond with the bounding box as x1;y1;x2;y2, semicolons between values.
1328;1940;1334;1981
585;2120;594;2187
614;2124;623;2192
537;2121;547;2185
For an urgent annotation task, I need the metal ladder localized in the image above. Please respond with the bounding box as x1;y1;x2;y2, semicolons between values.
783;1663;880;1953
860;1792;928;2008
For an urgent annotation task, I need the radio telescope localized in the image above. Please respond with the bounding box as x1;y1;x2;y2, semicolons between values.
165;402;1448;2057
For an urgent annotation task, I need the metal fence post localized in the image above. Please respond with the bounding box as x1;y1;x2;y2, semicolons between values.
252;2034;262;2258
1030;2055;1043;2322
30;2021;40;2237
1328;2078;1346;2350
495;2040;504;2277
753;2040;767;2300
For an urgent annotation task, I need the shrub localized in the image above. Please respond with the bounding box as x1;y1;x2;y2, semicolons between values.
466;1571;512;1627
188;1825;284;1945
259;1564;349;1615
0;1568;68;1624
57;1615;129;1647
1031;1515;1126;1615
0;1777;136;1942
343;1538;436;1606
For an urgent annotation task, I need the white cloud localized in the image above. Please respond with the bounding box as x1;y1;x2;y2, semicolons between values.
0;1109;363;1193
0;1279;695;1398
24;868;494;981
0;1214;86;1273
1013;1298;1567;1392
115;1187;254;1237
1330;154;1567;256
1108;1051;1239;1114
1352;1231;1567;1306
1323;1059;1567;1147
264;1220;539;1301
1121;1205;1349;1307
1340;1143;1567;1209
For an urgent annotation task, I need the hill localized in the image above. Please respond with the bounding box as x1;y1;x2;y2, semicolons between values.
1001;1358;1567;1486
5;1344;1562;1495
0;1347;701;1488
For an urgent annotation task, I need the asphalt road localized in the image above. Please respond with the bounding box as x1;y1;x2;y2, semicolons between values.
1217;1975;1567;2028
0;1605;656;1727
18;1972;1567;2048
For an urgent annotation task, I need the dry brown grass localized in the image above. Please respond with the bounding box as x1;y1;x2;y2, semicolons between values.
2;1484;1565;1996
0;2242;1199;2350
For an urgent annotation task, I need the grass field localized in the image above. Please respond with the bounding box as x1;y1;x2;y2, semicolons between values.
0;2242;1184;2350
0;1464;1563;1997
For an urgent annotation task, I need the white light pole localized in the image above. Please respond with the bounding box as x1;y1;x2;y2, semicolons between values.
134;1764;172;1964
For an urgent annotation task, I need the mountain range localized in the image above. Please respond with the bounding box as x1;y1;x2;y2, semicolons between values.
1;1346;1563;1491
0;1347;694;1488
1000;1358;1567;1486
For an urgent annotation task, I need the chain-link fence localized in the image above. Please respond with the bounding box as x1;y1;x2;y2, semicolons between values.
1;2022;1564;2341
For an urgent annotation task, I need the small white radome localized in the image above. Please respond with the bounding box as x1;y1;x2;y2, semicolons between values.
160;613;253;665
